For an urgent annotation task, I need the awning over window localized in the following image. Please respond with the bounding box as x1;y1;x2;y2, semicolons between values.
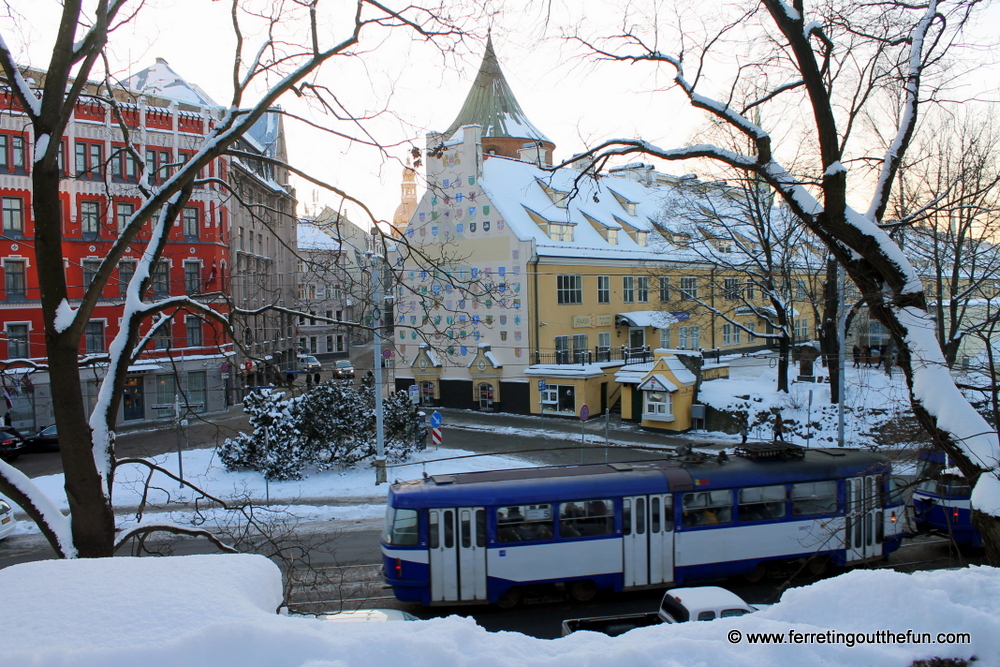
616;310;679;329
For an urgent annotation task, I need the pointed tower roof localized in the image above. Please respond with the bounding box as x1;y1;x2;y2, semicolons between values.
444;36;551;144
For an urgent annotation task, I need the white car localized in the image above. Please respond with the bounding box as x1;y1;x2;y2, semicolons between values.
310;609;418;622
0;499;17;541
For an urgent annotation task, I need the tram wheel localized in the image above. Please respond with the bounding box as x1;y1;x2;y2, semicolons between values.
743;562;768;583
497;587;521;609
568;580;597;602
807;556;829;577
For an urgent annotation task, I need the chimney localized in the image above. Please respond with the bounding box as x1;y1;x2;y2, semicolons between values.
518;141;545;167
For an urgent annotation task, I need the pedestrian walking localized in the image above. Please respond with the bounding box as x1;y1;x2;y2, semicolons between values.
773;412;785;442
739;416;749;444
852;345;861;368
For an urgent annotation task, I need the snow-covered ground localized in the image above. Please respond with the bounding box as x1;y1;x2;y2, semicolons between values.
9;446;536;537
0;552;991;666
7;353;926;538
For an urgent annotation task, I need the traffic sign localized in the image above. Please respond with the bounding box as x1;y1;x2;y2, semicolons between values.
382;348;393;358
580;404;590;422
432;427;442;446
430;411;443;428
537;380;547;392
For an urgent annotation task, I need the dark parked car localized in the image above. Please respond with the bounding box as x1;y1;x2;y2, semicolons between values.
0;429;26;461
334;359;355;379
23;424;58;452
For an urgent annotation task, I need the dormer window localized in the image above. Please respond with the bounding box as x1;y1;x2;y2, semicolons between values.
536;179;570;208
612;215;648;246
525;206;576;242
609;189;637;216
582;211;620;245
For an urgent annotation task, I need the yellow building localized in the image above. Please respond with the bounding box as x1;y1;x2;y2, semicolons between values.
391;38;811;430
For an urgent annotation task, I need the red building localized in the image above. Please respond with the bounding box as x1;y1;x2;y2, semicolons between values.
0;65;236;429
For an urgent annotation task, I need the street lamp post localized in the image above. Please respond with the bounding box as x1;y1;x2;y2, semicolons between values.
371;245;387;485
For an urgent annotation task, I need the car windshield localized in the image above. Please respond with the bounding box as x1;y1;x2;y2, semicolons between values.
336;361;352;368
301;356;319;364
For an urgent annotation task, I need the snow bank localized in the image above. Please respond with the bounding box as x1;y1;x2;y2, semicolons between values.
1;554;993;666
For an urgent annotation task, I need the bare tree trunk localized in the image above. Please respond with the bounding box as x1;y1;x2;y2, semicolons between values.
34;148;116;557
821;258;841;403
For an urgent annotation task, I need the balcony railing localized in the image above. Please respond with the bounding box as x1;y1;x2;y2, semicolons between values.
532;345;654;366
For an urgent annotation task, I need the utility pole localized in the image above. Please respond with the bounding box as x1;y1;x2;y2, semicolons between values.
837;264;846;447
371;237;387;485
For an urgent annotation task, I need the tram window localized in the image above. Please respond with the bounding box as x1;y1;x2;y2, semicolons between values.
444;510;454;548
738;485;786;522
875;511;884;543
461;511;471;548
791;481;837;516
682;490;733;526
636;498;646;534
697;611;716;621
429;512;439;549
937;477;972;497
623;499;632;535
476;509;486;547
651;497;660;533
559;499;614;538
498;504;553;542
845;517;852;549
721;609;751;618
385;507;419;546
916;479;937;493
663;496;674;531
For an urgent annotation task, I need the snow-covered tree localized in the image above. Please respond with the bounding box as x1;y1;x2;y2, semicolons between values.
0;1;468;558
219;380;426;479
570;0;1000;561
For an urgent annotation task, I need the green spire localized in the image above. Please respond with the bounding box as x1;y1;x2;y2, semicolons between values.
444;35;550;143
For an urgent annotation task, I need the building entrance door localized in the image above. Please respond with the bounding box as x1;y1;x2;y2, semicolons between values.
123;376;144;421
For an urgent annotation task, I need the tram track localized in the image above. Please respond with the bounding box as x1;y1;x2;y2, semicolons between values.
285;562;392;613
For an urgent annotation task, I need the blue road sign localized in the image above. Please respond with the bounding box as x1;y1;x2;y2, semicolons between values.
430;411;443;428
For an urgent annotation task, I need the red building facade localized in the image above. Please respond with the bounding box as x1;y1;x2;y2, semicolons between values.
0;81;235;429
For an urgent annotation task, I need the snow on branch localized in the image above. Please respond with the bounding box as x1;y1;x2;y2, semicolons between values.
0;459;76;558
0;33;41;118
114;522;238;554
866;0;940;223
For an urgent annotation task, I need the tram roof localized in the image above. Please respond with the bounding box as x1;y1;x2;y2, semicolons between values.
387;449;891;509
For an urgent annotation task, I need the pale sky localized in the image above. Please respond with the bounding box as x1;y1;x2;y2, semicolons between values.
6;0;999;226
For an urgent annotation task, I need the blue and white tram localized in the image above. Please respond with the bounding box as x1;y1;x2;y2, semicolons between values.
381;445;905;606
911;449;980;548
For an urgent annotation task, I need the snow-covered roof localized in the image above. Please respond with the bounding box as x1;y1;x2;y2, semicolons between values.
662;355;697;385
523;363;616;379
478;156;691;263
617;310;679;329
298;223;341;251
637;373;679;392
126;58;217;107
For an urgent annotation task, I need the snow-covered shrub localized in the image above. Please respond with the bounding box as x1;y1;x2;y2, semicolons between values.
382;389;427;461
297;380;371;468
220;378;426;479
218;389;308;481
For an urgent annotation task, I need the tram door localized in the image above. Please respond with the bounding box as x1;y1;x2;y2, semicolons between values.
845;475;881;562
428;507;487;603
622;495;674;587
